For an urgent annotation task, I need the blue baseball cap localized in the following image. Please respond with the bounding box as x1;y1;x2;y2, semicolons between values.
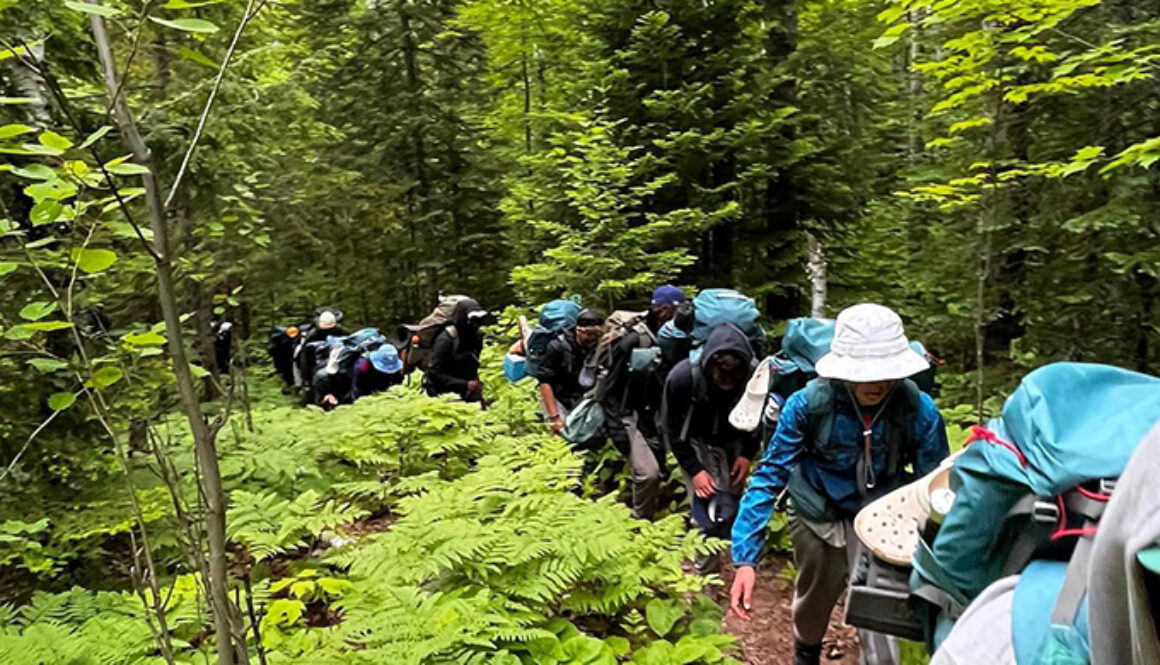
369;344;403;374
651;285;687;307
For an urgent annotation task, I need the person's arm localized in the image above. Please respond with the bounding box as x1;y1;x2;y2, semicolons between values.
911;393;951;475
661;364;702;477
428;331;470;395
731;391;810;566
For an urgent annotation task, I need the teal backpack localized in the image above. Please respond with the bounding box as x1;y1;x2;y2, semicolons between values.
767;317;835;401
677;289;767;358
908;363;1160;663
524;299;582;381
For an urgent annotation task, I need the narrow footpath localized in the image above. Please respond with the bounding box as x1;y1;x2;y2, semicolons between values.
717;558;860;665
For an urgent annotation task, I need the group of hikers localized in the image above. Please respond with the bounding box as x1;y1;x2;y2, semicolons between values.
267;286;1160;665
267;296;491;409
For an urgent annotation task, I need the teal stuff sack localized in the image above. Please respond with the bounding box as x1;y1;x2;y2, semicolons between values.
562;398;605;449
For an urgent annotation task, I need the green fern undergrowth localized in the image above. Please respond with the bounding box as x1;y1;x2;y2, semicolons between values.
0;351;742;665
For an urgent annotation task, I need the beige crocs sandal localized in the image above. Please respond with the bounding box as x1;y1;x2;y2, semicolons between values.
854;452;961;566
729;357;772;432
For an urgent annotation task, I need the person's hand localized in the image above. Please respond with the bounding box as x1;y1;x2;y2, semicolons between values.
731;456;752;487
467;380;483;394
730;565;757;620
322;394;338;407
692;470;716;499
550;416;564;435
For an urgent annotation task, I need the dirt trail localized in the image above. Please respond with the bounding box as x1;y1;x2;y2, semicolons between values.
715;557;860;665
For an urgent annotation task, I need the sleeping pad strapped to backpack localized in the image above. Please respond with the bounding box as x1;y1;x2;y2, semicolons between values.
897;363;1160;663
394;295;471;374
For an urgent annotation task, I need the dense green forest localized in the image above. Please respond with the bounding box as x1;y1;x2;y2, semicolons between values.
1;0;1158;663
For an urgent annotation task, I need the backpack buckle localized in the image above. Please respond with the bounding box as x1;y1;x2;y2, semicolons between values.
1032;500;1060;524
1099;478;1117;496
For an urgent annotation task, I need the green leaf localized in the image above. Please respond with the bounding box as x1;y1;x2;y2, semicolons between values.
11;164;56;180
25;237;56;249
561;635;604;663
123;330;167;347
88;367;124;389
78;126;113;150
0;97;40;105
265;599;304;627
0;262;17;277
72;248;118;273
48;392;76;412
20;301;57;321
24;321;74;332
178;46;219;68
645;598;686;637
29;358;69;374
105;161;150;176
0;143;63;156
38;131;73;152
3;325;34;341
0;124;33;139
64;1;121;16
0;40;44;63
190;364;210;379
149;16;219;33
164;0;226;8
605;637;631;657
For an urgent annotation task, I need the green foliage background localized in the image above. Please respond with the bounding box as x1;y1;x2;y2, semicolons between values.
1;0;1160;662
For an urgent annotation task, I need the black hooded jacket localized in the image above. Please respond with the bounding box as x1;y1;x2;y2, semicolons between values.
537;329;595;411
661;324;760;476
426;297;485;399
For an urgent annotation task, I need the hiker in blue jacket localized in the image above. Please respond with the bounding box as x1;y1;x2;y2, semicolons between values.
730;303;949;665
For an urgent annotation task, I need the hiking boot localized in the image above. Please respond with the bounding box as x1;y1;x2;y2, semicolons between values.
693;551;720;575
794;638;822;665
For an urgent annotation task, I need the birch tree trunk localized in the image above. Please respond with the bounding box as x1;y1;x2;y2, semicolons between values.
806;232;827;319
5;40;51;126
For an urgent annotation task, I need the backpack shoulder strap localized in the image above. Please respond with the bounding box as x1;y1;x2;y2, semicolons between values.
680;361;707;443
803;379;836;453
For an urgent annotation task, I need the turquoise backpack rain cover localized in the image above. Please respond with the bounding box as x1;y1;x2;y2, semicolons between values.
768;317;834;398
520;299;582;381
911;363;1160;664
688;289;766;354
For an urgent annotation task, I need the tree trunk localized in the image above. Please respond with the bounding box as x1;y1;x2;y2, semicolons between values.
975;227;992;422
1136;270;1155;374
89;12;238;665
4;40;51;126
806;232;827;318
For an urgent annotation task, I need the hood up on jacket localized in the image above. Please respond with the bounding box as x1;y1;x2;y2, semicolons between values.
451;297;486;349
699;323;755;396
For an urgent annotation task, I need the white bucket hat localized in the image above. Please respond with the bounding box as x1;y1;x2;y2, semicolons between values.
814;303;929;383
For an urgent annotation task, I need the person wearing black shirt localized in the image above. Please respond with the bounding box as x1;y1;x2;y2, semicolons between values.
426;297;489;402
